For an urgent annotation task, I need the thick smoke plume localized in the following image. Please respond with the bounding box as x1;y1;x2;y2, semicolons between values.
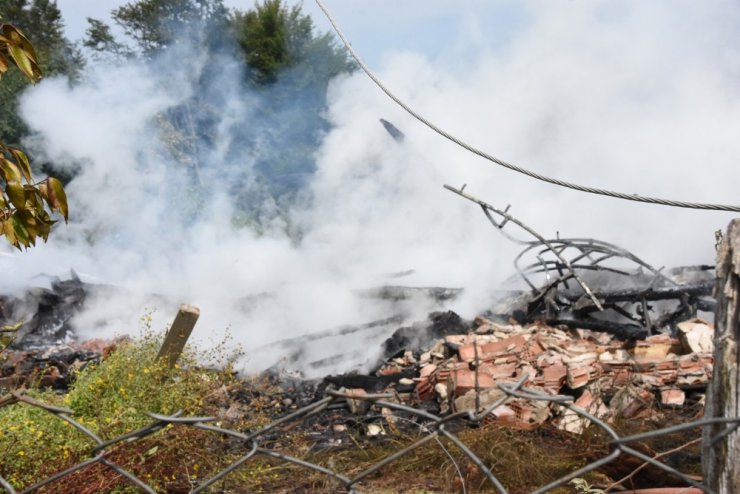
2;1;739;375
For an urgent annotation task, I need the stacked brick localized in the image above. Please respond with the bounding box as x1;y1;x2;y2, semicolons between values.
373;317;714;433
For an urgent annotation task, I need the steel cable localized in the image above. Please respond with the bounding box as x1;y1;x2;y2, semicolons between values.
314;0;740;213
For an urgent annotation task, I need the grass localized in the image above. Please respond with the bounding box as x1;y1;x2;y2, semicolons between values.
0;321;244;492
0;320;705;493
0;337;600;494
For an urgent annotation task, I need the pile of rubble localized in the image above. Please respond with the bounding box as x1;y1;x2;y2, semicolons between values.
0;339;118;391
345;313;714;434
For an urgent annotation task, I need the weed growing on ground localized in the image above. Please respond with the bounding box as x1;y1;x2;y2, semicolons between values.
0;317;239;491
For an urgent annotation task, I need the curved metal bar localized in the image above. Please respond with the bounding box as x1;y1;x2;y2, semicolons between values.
245;396;334;442
92;415;177;454
0;475;17;494
612;417;740;445
12;392;73;414
57;414;104;446
445;185;603;310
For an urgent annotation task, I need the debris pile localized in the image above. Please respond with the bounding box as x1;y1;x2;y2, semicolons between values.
0;339;119;391
344;313;714;433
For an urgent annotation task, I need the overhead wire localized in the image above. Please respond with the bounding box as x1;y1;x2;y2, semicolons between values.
314;0;740;213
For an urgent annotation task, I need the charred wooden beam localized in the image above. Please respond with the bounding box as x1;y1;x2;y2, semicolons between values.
256;315;405;353
357;286;462;302
544;318;646;340
566;281;715;308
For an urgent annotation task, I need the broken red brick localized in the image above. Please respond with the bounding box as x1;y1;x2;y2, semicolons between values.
541;364;568;389
449;368;497;395
458;334;528;362
566;363;597;389
660;388;686;406
634;334;682;361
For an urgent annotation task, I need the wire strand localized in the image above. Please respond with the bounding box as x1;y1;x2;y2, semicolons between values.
315;0;740;213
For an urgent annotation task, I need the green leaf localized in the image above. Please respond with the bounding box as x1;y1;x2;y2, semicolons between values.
18;209;38;239
2;25;41;82
1;219;18;248
0;320;23;332
5;180;24;208
9;147;32;183
10;212;31;247
7;44;36;81
45;177;68;221
0;52;8;75
30;189;46;215
0;158;21;182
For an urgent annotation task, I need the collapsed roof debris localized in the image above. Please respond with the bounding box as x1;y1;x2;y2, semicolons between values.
0;221;718;491
1;272;87;350
352;315;714;431
0;185;719;443
445;184;716;339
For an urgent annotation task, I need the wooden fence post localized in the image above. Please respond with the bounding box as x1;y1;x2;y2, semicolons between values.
156;304;200;368
703;219;740;492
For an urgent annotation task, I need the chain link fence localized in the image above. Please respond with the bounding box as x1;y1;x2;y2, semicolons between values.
1;373;735;494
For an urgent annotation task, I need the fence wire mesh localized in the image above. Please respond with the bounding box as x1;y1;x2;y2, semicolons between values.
1;373;736;494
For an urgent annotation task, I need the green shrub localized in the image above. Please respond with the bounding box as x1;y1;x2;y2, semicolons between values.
0;323;236;490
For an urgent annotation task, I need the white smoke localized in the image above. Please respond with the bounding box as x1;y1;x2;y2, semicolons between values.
2;1;739;375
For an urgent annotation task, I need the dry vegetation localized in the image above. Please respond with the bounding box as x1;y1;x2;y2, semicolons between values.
0;327;704;494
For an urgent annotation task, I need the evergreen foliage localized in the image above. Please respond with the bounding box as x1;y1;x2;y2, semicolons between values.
85;0;230;57
84;0;354;224
1;0;354;234
0;0;83;147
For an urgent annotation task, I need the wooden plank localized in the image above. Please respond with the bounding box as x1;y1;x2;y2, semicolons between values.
156;304;200;368
703;219;740;493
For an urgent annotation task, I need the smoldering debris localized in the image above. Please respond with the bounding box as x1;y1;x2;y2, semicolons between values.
493;240;715;340
0;339;120;391
360;314;713;424
445;185;717;339
1;229;718;378
1;272;87;350
0;272;175;352
0;188;721;430
0;231;718;491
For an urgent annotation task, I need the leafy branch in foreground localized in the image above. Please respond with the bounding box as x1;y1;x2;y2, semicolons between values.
0;21;68;249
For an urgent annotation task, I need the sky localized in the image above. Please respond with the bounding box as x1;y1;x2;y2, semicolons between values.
4;1;740;374
55;0;527;66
